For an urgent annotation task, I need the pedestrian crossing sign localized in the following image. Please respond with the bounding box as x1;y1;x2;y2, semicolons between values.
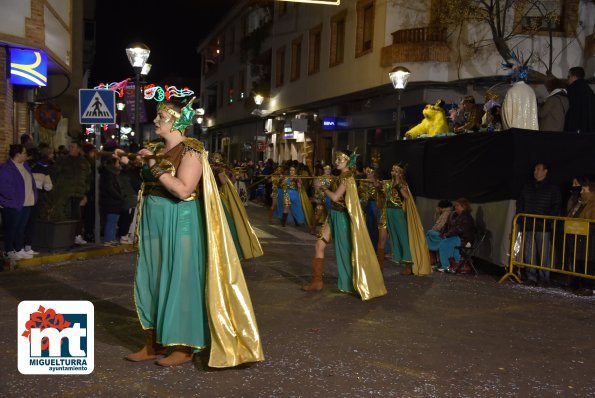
79;89;116;124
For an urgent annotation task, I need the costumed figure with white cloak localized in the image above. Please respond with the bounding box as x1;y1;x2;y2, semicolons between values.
501;52;539;131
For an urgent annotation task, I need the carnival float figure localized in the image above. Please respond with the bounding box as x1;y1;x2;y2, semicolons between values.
118;98;263;368
311;164;333;235
211;152;263;260
377;164;430;276
303;150;387;300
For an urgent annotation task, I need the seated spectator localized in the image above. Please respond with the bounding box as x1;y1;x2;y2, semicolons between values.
426;200;453;265
427;198;475;273
454;96;484;133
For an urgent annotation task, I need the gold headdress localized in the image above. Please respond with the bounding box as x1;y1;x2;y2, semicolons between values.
156;97;197;134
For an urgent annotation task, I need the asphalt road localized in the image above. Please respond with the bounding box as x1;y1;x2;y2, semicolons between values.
1;203;594;397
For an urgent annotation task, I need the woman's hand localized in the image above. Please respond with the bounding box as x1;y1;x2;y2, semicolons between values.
113;149;129;165
137;148;156;167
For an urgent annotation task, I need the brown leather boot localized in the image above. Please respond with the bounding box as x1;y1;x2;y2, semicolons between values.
281;213;288;227
376;248;386;270
125;329;166;362
400;263;413;275
302;257;324;291
156;346;193;366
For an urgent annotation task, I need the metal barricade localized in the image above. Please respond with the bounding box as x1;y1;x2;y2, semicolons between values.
499;213;594;283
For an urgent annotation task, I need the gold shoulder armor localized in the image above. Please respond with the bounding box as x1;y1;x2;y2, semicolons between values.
182;137;205;153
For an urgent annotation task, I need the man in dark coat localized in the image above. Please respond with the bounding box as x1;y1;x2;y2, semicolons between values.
516;162;561;286
564;67;595;133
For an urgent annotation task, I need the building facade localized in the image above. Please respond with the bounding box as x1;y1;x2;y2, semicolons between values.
198;0;595;167
0;0;89;162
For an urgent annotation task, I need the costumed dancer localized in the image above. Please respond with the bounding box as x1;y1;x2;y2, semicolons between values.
359;166;382;250
311;164;333;235
211;152;263;260
119;98;263;367
303;150;387;300
274;165;307;227
268;166;283;223
377;164;430;276
501;51;538;130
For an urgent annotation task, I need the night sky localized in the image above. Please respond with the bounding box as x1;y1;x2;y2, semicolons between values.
90;0;237;89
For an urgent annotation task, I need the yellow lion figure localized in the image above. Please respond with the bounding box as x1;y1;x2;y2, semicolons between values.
405;100;449;139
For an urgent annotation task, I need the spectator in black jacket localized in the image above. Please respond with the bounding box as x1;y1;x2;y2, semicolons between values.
516;162;562;286
99;158;124;246
564;67;595;133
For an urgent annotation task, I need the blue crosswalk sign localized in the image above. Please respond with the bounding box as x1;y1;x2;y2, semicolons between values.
79;89;116;124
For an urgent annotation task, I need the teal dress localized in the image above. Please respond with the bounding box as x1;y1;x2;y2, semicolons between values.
134;150;209;350
382;182;412;264
327;176;356;294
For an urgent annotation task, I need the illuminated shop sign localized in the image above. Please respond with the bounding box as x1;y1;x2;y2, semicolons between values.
322;117;349;130
10;48;48;86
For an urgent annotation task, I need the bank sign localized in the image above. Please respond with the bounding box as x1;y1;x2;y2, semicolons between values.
10;48;48;87
322;116;350;130
18;301;94;374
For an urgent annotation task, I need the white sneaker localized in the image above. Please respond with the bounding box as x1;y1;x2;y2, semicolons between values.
103;240;118;246
23;248;39;256
16;249;33;259
74;235;87;245
119;236;133;244
7;251;20;260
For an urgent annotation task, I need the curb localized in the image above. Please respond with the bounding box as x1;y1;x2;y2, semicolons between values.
12;244;137;269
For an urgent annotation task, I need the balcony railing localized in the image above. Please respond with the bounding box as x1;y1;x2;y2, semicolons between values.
381;26;449;66
391;27;447;43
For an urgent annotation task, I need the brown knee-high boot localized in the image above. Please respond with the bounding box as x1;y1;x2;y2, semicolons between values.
377;248;386;270
125;329;166;362
302;257;324;291
281;213;288;227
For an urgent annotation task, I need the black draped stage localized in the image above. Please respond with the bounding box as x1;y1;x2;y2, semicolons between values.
379;129;595;203
377;129;595;266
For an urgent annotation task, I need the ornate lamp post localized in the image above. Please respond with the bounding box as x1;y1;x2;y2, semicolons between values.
388;66;411;141
116;102;125;145
125;43;150;144
253;94;264;161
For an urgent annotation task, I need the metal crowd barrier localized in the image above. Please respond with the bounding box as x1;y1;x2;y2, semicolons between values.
499;213;594;284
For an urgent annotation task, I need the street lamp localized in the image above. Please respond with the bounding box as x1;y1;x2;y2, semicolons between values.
125;42;150;144
116;102;125;145
253;94;264;161
388;66;411;140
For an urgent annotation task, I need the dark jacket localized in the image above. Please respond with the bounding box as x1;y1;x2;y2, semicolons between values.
564;79;595;133
517;179;561;216
51;154;91;198
444;211;475;246
99;164;124;214
0;159;38;210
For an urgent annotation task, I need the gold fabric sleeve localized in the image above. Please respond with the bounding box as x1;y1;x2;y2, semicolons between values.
201;151;265;367
344;176;387;300
404;196;432;276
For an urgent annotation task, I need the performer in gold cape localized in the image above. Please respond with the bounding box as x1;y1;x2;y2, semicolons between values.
211;152;263;260
119;99;263;368
303;150;386;300
377;164;430;276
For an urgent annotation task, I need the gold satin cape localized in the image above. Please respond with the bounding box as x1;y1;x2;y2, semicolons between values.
201;151;265;367
343;176;387;300
404;197;431;276
298;186;315;227
219;176;264;259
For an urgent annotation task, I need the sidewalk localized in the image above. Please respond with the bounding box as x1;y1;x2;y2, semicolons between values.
4;242;136;270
